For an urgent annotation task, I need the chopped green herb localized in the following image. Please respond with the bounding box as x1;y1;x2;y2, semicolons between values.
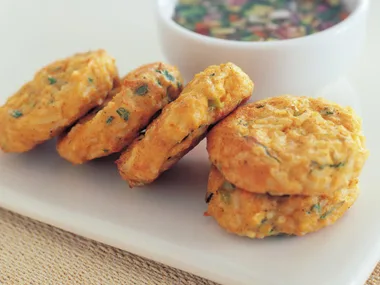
221;181;235;191
48;76;57;85
177;81;182;89
329;162;345;168
311;203;321;213
11;110;23;118
106;116;114;125
320;211;330;219
237;119;248;127
208;98;223;109
261;143;280;163
116;108;129;121
320;108;334;115
210;73;215;76
217;181;235;204
256;104;264;109
155;69;175;82
157;79;162;86
320;202;344;219
88;77;94;83
163;70;175;82
311;161;345;170
261;217;268;225
135;84;149;96
219;189;231;204
244;136;281;163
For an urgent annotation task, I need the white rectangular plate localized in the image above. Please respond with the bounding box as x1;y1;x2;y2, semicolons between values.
0;1;379;285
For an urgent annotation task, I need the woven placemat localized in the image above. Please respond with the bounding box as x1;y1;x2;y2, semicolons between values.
0;207;378;285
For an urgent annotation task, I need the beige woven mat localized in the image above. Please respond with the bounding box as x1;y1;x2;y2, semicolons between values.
0;208;378;285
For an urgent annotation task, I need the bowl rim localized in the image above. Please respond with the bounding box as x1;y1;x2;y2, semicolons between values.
157;0;369;48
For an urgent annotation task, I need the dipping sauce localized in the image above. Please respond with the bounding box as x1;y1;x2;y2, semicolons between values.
173;0;349;41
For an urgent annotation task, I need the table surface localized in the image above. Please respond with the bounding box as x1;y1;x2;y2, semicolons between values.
1;0;379;284
0;208;379;285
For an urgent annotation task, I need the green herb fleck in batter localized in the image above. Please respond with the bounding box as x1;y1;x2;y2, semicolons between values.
106;116;114;125
261;143;280;163
311;161;345;170
320;108;335;115
222;181;235;191
116;108;129;121
329;162;345;168
88;77;94;83
208;98;223;109
163;70;175;82
243;136;280;163
219;189;231;205
311;203;321;213
157;79;162;86
11;110;23;118
320;202;344;220
218;181;236;205
48;76;57;85
237;119;249;127
135;84;149;96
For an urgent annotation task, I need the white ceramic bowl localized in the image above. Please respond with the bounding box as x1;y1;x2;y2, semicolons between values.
156;0;369;100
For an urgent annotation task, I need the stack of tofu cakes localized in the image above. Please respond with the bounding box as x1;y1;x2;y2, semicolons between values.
205;96;368;238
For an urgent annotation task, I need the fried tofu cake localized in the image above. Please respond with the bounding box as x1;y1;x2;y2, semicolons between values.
0;50;118;153
57;62;183;164
207;95;368;196
117;62;254;187
206;166;359;238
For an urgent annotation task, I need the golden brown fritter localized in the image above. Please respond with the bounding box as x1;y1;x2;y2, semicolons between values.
57;62;183;164
207;95;368;196
117;62;254;187
206;166;359;238
0;50;118;153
